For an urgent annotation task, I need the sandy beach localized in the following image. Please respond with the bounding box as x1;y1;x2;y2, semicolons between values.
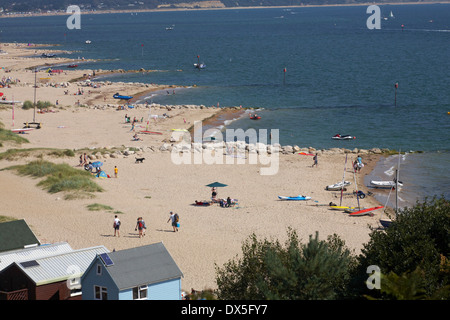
0;43;387;292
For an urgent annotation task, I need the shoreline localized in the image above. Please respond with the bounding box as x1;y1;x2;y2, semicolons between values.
0;41;397;291
1;2;449;19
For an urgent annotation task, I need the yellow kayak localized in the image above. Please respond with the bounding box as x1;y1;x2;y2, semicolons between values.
330;206;359;211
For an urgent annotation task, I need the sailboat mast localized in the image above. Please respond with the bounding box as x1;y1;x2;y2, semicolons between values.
353;160;360;209
340;154;348;206
33;68;37;123
395;149;401;219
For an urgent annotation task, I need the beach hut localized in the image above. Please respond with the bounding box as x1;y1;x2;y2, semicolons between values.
81;242;183;300
0;219;40;253
0;245;109;300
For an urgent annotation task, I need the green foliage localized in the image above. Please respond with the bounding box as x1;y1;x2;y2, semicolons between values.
22;100;34;110
356;196;450;299
215;229;355;300
87;203;113;211
0;122;29;147
0;148;74;160
7;160;103;197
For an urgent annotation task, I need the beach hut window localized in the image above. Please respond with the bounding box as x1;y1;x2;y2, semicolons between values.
96;264;102;275
94;285;108;300
133;285;148;300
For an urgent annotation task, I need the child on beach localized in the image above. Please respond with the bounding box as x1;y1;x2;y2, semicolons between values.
312;153;318;167
114;166;118;178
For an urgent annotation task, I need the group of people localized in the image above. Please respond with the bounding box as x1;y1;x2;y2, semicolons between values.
212;187;235;208
353;155;364;172
113;216;147;238
113;212;180;237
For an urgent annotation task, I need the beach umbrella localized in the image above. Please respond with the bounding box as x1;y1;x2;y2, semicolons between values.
92;161;103;168
206;182;228;188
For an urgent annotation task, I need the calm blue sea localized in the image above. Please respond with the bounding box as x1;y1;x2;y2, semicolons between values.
1;5;449;207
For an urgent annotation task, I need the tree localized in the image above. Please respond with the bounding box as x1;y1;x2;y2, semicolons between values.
215;229;356;300
355;196;450;299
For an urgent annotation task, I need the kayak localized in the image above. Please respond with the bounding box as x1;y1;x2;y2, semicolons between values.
329;206;359;211
139;130;162;135
278;195;311;201
348;206;384;216
298;152;315;156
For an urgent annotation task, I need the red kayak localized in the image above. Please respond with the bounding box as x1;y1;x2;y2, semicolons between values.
349;206;384;216
250;114;261;120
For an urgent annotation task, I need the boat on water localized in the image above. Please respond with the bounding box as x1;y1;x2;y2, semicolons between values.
370;180;403;189
325;181;351;191
67;64;78;68
194;63;206;69
332;134;355;140
249;114;261;120
113;93;133;100
85;40;91;44
278;195;311;201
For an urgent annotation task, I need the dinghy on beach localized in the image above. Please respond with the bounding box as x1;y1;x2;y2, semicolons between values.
325;181;351;191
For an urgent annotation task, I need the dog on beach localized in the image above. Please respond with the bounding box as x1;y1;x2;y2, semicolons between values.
135;157;145;163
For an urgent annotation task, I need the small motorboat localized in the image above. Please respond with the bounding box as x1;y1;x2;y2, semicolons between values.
332;134;355;140
194;63;206;69
250;114;261;120
85;40;92;44
278;195;311;201
370;180;403;189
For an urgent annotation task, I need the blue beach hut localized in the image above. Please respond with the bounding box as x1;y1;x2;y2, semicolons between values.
81;242;183;300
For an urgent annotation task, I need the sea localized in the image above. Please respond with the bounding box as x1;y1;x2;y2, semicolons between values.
1;4;449;209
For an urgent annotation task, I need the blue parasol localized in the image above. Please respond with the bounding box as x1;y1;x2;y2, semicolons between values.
92;161;103;168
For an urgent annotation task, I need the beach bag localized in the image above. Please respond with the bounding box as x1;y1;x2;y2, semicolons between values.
176;222;180;228
174;213;179;223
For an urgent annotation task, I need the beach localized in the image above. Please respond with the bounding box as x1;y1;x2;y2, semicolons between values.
0;43;387;291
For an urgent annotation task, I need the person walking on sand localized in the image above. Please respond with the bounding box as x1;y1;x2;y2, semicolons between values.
141;217;147;236
167;212;179;232
312;153;318;168
135;217;144;238
113;215;121;237
114;166;118;178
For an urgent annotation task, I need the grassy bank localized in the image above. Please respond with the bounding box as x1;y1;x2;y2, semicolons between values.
3;160;103;199
0;121;29;147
